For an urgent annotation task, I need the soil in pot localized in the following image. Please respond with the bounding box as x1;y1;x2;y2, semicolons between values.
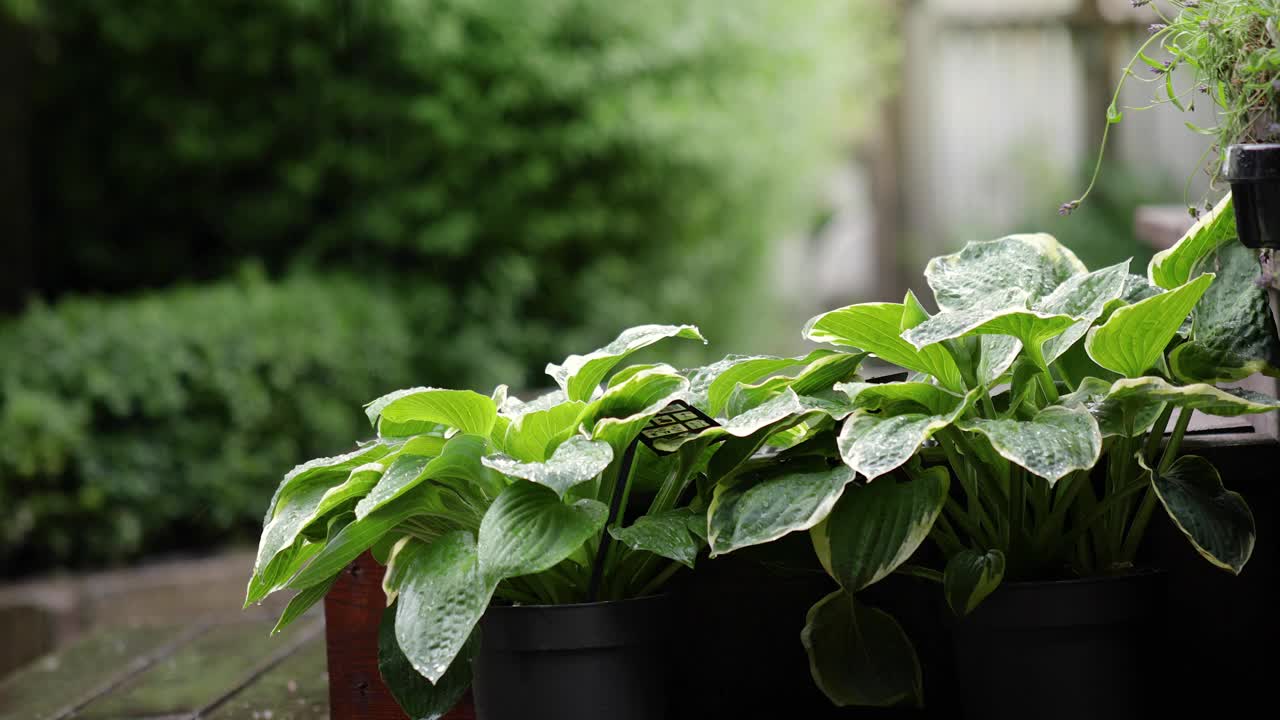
471;594;674;720
949;569;1168;720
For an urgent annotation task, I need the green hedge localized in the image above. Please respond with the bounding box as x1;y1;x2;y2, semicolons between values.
0;272;421;572
13;0;884;382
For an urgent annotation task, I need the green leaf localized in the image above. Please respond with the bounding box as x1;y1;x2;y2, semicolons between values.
903;304;1076;362
313;461;386;519
366;387;498;437
924;233;1086;313
356;435;495;520
943;549;1005;616
379;604;476;720
1036;261;1132;363
801;590;922;708
393;532;493;683
261;442;394;529
609;507;706;568
286;484;451;591
696;351;832;416
498;399;588;462
957;406;1101;484
477;480;607;582
1085;274;1214;378
823;467;949;592
272;572;340;635
481;435;613;497
1148;194;1234;290
834;381;961;416
1106;102;1123;124
545;324;706;402
1100;376;1280;417
977;335;1022;385
586;367;691;455
245;536;323;607
803;303;964;391
722;353;866;417
1059;377;1165;437
1152;455;1255;574
837;389;976;480
1170;243;1280;383
707;460;856;556
253;474;349;586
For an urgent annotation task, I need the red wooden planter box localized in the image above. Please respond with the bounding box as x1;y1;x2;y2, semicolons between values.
324;551;475;720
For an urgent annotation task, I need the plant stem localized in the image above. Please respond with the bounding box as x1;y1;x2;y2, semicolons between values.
1143;405;1176;466
636;561;683;597
1120;488;1159;563
894;565;944;584
1158;409;1192;476
1061;478;1148;549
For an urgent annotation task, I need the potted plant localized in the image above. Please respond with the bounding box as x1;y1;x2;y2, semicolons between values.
690;209;1279;716
245;324;866;719
1065;0;1280;249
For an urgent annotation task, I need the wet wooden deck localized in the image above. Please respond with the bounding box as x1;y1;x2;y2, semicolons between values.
0;614;327;720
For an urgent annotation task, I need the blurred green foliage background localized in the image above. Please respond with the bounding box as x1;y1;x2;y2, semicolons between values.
0;0;891;572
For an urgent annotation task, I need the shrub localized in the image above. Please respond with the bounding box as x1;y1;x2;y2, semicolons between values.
0;271;422;573
11;0;888;384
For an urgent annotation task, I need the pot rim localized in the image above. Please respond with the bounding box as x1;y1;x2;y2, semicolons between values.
486;592;669;613
1224;143;1280;181
479;593;673;652
991;566;1166;590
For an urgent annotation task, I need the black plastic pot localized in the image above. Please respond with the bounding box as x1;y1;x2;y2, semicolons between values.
949;570;1167;720
471;594;673;720
1224;143;1280;249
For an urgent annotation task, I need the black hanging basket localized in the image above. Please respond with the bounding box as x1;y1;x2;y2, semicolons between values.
471;594;674;720
1224;143;1280;249
949;570;1167;720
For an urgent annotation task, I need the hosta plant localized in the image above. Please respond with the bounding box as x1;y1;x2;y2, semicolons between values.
693;199;1280;707
245;324;866;715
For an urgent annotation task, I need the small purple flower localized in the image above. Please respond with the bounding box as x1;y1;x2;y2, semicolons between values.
1059;201;1079;216
1152;60;1172;75
1149;23;1167;34
1131;0;1150;7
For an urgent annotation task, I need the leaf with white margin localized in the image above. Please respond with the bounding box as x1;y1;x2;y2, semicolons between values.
393;531;493;683
545;324;706;402
804;303;964;391
957;405;1101;485
1086;274;1214;378
903;304;1076;364
356;435;495;520
1148;194;1234;290
978;335;1023;385
1036;261;1132;363
925;233;1086;313
379;603;476;719
1170;243;1280;383
687;351;832;416
653;388;855;454
823;467;949;593
1099;376;1280;417
837;389;978;480
1152;455;1254;574
586;368;691;457
723;352;867;417
944;549;1006;616
1058;377;1164;437
707;459;856;556
366;387;498;437
477;480;608;582
610;507;706;568
260;441;395;529
482;435;613;497
801;590;922;708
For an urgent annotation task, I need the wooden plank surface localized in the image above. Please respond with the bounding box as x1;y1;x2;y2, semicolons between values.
0;623;199;720
204;634;329;720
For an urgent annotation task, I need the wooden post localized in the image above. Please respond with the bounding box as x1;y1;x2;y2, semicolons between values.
324;551;475;720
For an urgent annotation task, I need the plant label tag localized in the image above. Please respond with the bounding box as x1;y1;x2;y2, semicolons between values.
638;400;719;455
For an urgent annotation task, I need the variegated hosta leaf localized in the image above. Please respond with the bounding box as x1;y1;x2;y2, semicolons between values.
707;460;856;556
957;405;1101;485
978;335;1022;385
366;387;498;438
587;367;691;455
721;352;866;417
393;532;494;683
499;388;567;418
476;480;608;583
1036;261;1132;363
261;442;395;529
356;434;494;520
1148;194;1235;290
379;604;477;718
834;381;961;416
654;388;854;454
803;303;965;391
686;351;832;416
545;324;706;402
1170;243;1280;383
822;467;949;592
253;475;350;584
837;389;976;480
1152;455;1254;574
1058;377;1164;437
1101;376;1280;417
943;549;1005;616
902;301;1076;364
801;590;922;708
609;507;706;568
481;435;613;497
1085;274;1214;378
498;399;587;462
925;233;1086;313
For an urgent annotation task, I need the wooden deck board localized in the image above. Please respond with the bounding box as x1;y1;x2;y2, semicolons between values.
204;634;329;720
